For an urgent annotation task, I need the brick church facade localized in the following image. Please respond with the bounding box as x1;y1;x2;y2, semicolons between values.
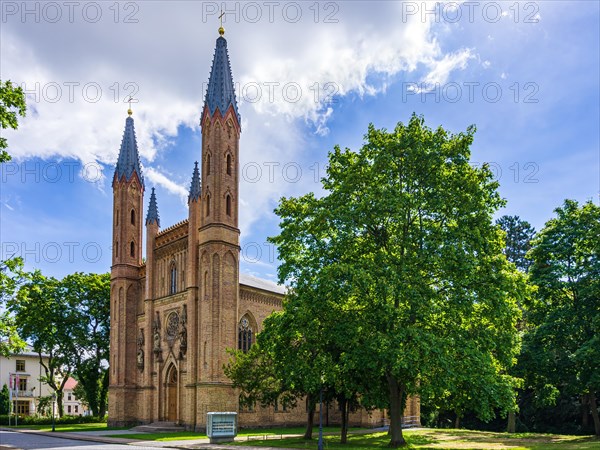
108;29;420;430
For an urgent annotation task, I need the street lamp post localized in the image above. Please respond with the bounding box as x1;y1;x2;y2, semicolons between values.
51;393;56;432
318;386;324;450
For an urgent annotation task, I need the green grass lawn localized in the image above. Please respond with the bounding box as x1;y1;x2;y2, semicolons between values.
8;422;599;449
232;429;600;449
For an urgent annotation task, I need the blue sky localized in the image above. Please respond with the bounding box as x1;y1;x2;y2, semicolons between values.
1;1;598;282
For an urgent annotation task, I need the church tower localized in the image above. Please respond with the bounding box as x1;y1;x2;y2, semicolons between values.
108;108;144;425
197;26;241;410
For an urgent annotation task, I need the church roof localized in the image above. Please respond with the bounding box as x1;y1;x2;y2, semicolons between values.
240;273;286;295
114;115;144;187
203;36;240;126
188;161;201;202
146;187;160;226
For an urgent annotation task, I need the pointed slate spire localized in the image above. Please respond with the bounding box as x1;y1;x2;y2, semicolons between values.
114;112;144;187
146;187;159;226
188;161;202;203
203;35;241;127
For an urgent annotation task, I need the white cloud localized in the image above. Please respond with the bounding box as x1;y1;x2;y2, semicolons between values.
145;167;188;205
1;1;476;238
421;48;474;87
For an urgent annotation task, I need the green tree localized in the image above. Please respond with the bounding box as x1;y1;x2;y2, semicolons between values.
0;384;10;414
0;257;27;356
0;79;28;355
496;215;536;272
9;271;110;417
36;395;53;417
523;199;600;436
10;271;73;416
0;79;27;163
226;294;328;440
495;215;535;432
269;115;524;447
61;272;110;417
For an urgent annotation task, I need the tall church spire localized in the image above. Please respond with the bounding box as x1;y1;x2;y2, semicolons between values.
146;187;160;226
202;33;241;128
188;162;201;203
114;113;144;186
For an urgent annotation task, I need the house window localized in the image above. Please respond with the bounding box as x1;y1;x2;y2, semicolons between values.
170;263;177;295
19;378;27;391
16;360;25;371
226;154;232;175
68;405;72;414
131;209;135;225
238;316;253;353
68;394;72;401
130;241;135;257
14;400;30;415
226;195;232;216
75;405;79;413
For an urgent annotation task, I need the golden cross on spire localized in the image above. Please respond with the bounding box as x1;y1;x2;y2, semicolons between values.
218;9;225;35
127;96;135;116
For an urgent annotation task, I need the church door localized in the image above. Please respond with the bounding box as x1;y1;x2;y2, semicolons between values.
166;365;178;422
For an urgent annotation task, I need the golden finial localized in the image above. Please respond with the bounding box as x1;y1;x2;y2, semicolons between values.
218;9;225;35
127;96;134;116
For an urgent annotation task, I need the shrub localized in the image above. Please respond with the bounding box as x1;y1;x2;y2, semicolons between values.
0;414;106;426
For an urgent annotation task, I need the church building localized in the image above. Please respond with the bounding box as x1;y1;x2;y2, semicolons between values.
108;27;420;430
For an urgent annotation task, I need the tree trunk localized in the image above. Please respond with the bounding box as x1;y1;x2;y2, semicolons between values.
304;394;315;440
507;411;516;433
589;389;600;437
387;374;406;447
340;397;349;444
56;390;64;417
98;369;109;417
582;394;590;429
454;414;460;429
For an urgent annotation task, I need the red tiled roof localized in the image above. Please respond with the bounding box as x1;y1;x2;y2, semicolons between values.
63;377;78;390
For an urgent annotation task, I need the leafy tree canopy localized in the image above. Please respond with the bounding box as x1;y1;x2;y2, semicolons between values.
267;115;525;447
522;199;600;436
0;79;26;163
496;215;536;272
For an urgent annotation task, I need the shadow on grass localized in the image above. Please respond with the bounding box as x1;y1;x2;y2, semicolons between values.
233;429;600;449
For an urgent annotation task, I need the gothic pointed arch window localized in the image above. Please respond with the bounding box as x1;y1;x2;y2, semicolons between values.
130;241;135;257
226;153;232;176
131;209;135;225
238;315;253;353
115;242;119;258
206;194;211;216
226;194;232;217
170;261;177;295
206;154;211;175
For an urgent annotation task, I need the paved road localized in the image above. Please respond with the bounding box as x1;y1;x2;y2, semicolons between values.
0;430;180;450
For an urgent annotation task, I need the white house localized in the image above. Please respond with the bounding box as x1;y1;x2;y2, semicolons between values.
0;345;53;416
63;377;89;416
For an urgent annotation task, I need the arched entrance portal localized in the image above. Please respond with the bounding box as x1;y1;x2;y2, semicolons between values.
166;364;178;422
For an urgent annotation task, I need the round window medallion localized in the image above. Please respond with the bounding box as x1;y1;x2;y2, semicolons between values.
166;313;180;337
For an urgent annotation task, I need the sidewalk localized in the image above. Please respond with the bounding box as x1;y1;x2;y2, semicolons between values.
0;426;300;450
